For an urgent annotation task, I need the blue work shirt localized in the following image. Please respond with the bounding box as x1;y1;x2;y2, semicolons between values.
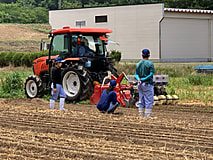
97;89;117;111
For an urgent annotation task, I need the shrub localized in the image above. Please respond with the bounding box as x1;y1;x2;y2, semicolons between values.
12;52;23;67
109;50;121;62
0;51;49;67
0;52;8;67
0;72;23;94
4;52;14;66
20;53;32;67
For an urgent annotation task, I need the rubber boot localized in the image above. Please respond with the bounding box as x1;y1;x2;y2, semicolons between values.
59;98;67;111
144;109;157;119
144;108;152;118
50;99;55;110
139;108;145;117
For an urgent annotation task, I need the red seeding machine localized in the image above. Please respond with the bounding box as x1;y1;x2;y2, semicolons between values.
90;72;179;108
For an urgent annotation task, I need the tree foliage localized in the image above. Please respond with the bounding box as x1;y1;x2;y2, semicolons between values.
0;0;212;24
0;3;48;23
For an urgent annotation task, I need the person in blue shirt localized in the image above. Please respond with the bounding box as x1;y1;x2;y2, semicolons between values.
135;49;155;118
97;80;119;114
72;40;94;57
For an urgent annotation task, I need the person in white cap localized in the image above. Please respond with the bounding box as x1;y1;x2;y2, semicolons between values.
135;49;155;118
49;57;67;111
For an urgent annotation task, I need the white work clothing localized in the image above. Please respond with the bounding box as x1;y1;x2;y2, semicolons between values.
137;82;154;110
50;83;67;111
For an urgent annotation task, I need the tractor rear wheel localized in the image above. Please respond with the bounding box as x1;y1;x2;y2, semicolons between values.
62;64;93;102
24;75;44;98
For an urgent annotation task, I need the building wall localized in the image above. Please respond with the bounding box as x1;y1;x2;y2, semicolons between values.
161;12;213;62
49;5;213;62
49;4;164;61
211;17;213;61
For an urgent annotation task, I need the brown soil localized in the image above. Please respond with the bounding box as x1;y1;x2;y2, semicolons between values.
0;98;212;159
0;41;43;52
0;24;51;52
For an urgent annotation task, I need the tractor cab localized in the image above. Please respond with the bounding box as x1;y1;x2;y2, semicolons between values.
49;27;112;70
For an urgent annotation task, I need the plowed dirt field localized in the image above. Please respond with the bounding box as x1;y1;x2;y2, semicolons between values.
0;98;212;159
0;24;51;52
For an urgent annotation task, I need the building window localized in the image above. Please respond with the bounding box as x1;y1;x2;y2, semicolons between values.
76;21;86;27
95;15;107;23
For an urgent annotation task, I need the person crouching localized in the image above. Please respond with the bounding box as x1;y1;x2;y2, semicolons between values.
97;80;119;114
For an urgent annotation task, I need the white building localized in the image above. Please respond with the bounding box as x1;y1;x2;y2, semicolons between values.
49;4;213;62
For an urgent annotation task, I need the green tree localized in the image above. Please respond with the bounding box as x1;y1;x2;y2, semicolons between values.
61;0;82;9
33;7;49;23
0;0;17;3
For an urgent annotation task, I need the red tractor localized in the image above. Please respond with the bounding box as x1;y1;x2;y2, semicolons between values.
24;26;118;102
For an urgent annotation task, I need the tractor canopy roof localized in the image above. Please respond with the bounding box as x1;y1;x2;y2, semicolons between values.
52;26;112;34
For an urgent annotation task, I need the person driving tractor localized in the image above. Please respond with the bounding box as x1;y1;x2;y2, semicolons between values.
72;37;94;56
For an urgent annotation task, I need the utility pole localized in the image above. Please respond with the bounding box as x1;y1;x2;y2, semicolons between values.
58;0;61;9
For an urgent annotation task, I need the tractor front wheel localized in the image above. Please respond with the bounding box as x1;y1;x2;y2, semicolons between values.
24;75;44;98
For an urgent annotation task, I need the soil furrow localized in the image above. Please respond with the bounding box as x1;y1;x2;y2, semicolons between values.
1;114;213;144
0;136;209;160
0;98;213;159
1;120;213;155
1;112;213;133
1;114;213;150
1;117;213;146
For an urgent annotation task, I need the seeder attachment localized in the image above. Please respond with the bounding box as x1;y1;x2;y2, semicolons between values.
153;75;179;105
90;73;179;108
127;75;179;106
